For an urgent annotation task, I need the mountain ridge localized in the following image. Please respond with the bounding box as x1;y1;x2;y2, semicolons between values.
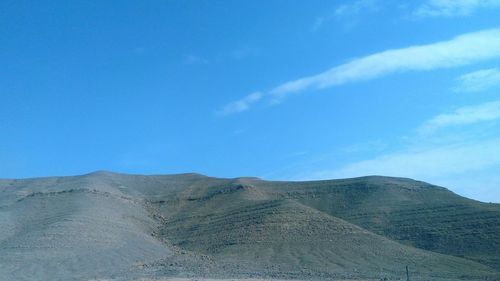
1;171;499;280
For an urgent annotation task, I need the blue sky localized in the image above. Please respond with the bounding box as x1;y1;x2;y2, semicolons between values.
2;0;500;202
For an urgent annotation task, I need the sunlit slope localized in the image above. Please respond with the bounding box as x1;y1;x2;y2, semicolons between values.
0;173;209;281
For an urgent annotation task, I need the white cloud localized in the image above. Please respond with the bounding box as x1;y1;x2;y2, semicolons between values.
220;28;500;115
414;0;500;18
335;0;378;17
270;28;500;101
312;0;379;31
184;54;208;65
300;100;500;202
312;17;327;32
308;138;500;202
454;68;500;92
216;92;263;116
321;139;500;180
417;100;500;135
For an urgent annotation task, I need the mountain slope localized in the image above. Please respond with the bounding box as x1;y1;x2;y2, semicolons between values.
0;171;499;280
0;173;212;281
253;176;500;269
158;196;492;279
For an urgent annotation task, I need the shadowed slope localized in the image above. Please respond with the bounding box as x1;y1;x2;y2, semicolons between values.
150;177;495;279
253;176;500;269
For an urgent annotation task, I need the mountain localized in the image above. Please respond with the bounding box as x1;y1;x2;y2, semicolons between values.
0;171;499;280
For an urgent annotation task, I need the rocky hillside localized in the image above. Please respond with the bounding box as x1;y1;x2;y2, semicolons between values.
0;171;499;280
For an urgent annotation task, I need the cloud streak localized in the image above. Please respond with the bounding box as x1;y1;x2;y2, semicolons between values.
454;68;500;92
184;54;209;65
306;137;500;202
414;0;500;18
216;92;263;116
312;0;379;31
321;138;500;180
417;100;500;135
219;28;500;115
335;0;379;17
302;99;500;202
270;28;500;101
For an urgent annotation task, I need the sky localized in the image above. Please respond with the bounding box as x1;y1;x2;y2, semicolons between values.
2;0;500;202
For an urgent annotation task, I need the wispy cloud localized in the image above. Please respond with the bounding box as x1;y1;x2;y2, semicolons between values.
312;0;379;31
302;100;500;202
335;0;379;17
229;46;261;60
414;0;500;18
417;100;500;135
308;139;500;202
454;68;500;92
219;28;500;115
184;54;209;65
318;138;500;180
304;133;500;203
270;28;500;101
312;17;327;32
216;92;263;116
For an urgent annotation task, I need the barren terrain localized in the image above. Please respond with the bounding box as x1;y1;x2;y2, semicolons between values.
1;171;499;280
